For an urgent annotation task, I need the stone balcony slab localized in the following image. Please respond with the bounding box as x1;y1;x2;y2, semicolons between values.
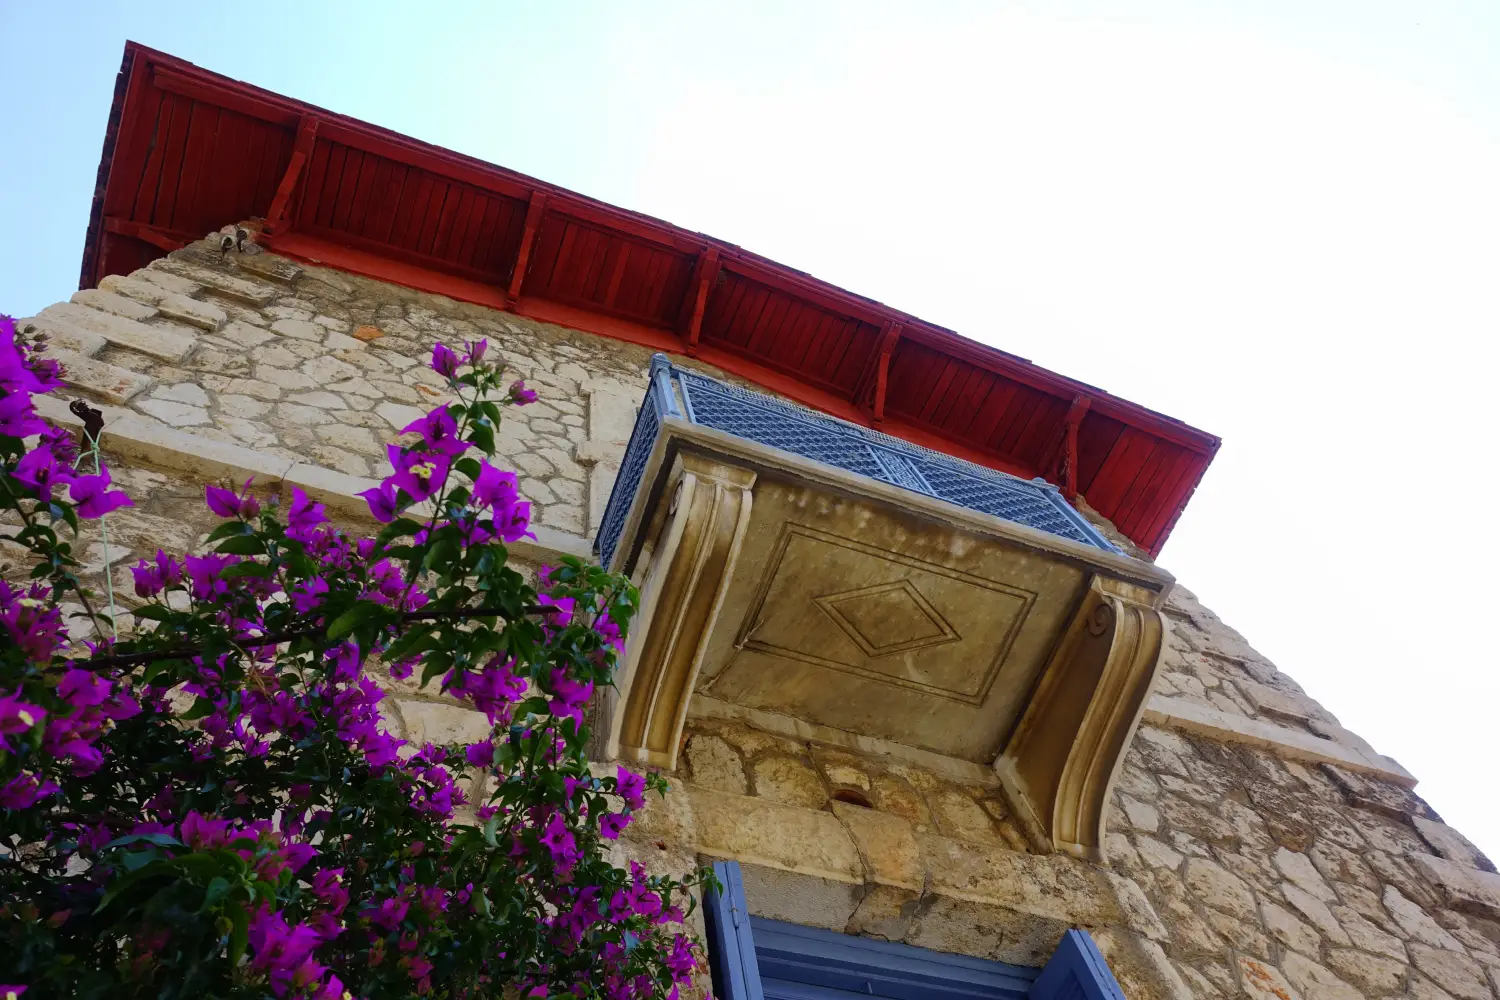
594;357;1176;862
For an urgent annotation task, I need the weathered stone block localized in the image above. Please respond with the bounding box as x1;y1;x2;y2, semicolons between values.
1409;943;1494;1000
50;349;154;403
1144;695;1416;786
1326;947;1408;995
70;288;159;321
737;862;862;932
1234;676;1321;722
37;302;195;362
1273;847;1335;901
1282;882;1351;945
1332;903;1408;961
751;756;826;809
137;398;210;427
688;787;861;884
234;254;303;284
25;314;107;357
155;260;277;305
1279;952;1362;1000
393;699;491;746
1385;883;1466;949
906;894;1070;966
1185;857;1257;920
156;293;226;331
832;802;922;891
1260;899;1320;956
1411;853;1500;920
684;735;747;795
132;265;202;296
1416;816;1497;873
1237;956;1303;1000
110;269;200;298
271;317;325;341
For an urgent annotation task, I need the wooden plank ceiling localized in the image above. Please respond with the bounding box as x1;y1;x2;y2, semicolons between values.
81;43;1219;557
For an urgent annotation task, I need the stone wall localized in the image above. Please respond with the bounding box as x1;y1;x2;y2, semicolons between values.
16;241;1500;999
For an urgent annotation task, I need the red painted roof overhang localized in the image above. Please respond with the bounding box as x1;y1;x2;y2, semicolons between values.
81;42;1219;557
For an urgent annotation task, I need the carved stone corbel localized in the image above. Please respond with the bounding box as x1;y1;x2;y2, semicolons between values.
995;576;1165;862
608;452;756;769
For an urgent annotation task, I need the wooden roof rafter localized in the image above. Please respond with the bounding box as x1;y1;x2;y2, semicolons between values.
81;42;1220;556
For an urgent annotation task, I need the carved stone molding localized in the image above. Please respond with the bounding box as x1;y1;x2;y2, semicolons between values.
609;452;757;769
996;576;1165;862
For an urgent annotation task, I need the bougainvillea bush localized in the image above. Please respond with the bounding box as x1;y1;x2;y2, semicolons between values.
0;316;708;999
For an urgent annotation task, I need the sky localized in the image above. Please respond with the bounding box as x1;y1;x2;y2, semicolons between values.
2;2;1498;853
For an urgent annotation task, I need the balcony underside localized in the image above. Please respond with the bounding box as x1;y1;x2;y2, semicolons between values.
594;362;1175;861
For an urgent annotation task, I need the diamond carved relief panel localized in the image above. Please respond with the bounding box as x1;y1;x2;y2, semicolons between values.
814;580;961;658
734;524;1035;704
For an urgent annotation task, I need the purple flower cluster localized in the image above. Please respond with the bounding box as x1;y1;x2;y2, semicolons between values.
0;331;698;999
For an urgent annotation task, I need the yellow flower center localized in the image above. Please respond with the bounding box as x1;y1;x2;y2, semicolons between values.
17;709;34;727
411;461;438;482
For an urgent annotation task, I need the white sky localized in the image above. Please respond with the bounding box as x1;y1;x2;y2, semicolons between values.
3;1;1498;853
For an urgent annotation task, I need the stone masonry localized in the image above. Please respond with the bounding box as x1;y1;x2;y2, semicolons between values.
14;238;1500;999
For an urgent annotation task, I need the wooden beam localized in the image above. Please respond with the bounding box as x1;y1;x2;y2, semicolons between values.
871;321;903;424
102;216;195;252
507;192;547;300
1061;395;1091;501
263;116;319;235
149;62;301;128
680;247;721;356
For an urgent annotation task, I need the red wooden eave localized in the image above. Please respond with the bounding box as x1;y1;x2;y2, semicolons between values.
79;42;1220;557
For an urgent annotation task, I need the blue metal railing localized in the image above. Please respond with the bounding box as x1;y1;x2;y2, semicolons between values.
593;355;1119;569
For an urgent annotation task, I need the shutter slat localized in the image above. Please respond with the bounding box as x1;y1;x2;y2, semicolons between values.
705;861;767;1000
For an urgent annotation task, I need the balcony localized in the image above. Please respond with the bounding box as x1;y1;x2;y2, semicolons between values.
592;356;1175;861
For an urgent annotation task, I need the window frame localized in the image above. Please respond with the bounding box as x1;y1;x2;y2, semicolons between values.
703;861;1128;1000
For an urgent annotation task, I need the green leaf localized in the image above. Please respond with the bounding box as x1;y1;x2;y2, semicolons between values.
468;422;496;455
227;901;249;965
204;876;231;908
216;535;267;556
377;517;424;545
327;601;381;639
106;832;183;849
221;562;274;579
94;859;169;912
205;520;254;542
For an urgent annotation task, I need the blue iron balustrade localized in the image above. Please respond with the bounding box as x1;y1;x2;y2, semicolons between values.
593;354;1120;570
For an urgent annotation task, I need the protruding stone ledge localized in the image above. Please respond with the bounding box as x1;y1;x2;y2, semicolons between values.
70;288;159;323
33;302;197;362
1409;852;1500;918
154;259;278;306
1142;694;1415;788
47;351;154;404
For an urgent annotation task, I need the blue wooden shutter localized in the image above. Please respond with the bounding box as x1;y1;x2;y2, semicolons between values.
1029;930;1127;1000
703;860;766;1000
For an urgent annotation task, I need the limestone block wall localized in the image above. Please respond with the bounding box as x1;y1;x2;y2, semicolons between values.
19;239;664;546
14;241;1500;999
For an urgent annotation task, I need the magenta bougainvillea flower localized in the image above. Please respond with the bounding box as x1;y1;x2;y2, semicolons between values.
67;467;132;518
0;334;699;999
430;341;459;378
204;479;260;519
